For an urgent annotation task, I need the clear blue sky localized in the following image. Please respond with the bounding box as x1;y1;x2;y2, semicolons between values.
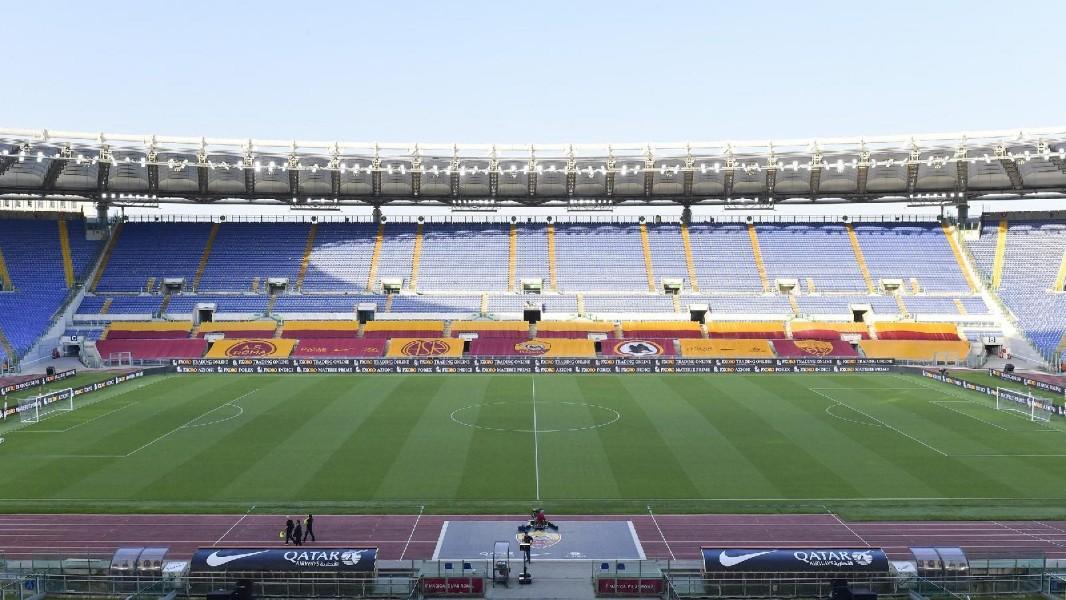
2;0;1063;144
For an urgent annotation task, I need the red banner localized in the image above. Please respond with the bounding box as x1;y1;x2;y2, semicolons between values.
771;339;859;358
293;339;385;357
599;339;677;357
421;577;484;596
596;578;664;595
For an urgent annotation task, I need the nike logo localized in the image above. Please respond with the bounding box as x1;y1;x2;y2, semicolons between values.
719;550;773;567
205;550;269;567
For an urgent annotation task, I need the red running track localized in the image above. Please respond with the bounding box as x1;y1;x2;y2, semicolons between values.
3;513;1066;561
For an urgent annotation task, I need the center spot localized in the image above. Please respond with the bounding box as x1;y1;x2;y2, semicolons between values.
450;401;621;433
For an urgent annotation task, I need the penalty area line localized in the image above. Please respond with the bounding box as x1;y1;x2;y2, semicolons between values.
124;389;259;457
808;387;948;456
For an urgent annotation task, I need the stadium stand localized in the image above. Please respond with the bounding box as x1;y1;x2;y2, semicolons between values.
293;338;385;357
791;321;871;340
873;322;962;341
197;223;310;292
621;320;702;338
165;295;270;314
756;224;867;291
97;338;207;360
853;223;972;293
583;295;676;314
706;321;787;339
418;223;509;291
680;339;775;357
196;321;277;338
686;223;763;292
772;339;859;358
450;320;530;339
0;218;101;361
967;218;1066;360
363;320;445;338
859;339;971;361
104;321;193;339
554;224;648;291
302;222;378;292
95;222;212;292
281;320;360;339
646;222;691;291
535;321;614;339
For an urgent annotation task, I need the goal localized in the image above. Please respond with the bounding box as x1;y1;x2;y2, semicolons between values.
19;388;74;424
995;387;1051;423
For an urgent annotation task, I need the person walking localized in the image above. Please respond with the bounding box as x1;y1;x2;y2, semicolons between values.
293;519;303;546
285;518;295;545
303;514;316;543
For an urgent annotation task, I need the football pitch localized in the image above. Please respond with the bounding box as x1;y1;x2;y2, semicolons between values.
3;371;1066;520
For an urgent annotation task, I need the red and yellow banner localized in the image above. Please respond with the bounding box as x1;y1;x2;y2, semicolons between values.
205;338;297;358
385;338;464;358
509;338;596;357
679;339;774;358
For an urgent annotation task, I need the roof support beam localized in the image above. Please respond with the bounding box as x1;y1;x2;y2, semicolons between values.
856;150;870;197
723;148;736;198
955;146;968;195
96;146;111;193
808;150;822;198
41;157;67;190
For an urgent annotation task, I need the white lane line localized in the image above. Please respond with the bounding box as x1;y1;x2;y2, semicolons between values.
531;375;540;501
628;521;647;560
809;387;948;456
992;520;1066;549
214;504;256;546
646;505;675;560
400;505;425;560
124;389;258;457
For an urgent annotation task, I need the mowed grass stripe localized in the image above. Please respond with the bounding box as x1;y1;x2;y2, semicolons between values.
455;376;537;500
376;376;488;500
129;377;369;502
571;375;700;499
533;376;621;500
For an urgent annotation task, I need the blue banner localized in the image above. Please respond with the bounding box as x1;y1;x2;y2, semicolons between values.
190;547;376;573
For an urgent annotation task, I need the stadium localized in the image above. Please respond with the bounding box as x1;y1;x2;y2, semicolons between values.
4;3;1066;598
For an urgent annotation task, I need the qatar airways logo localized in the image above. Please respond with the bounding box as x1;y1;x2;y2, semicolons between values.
793;550;873;567
283;549;367;567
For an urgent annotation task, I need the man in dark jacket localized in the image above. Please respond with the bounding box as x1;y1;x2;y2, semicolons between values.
285;518;295;545
303;514;316;543
293;519;303;546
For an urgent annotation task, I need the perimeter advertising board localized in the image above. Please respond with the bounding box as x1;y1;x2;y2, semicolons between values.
988;368;1066;396
702;548;890;573
1;369;77;396
172;358;893;374
190;547;376;573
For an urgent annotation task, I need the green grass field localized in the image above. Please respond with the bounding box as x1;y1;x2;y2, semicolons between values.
4;371;1066;520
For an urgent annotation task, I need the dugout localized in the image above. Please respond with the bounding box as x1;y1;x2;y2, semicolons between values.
187;547;397;598
699;548;892;598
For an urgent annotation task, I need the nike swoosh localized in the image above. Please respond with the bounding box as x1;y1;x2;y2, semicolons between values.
206;550;269;567
719;550;773;567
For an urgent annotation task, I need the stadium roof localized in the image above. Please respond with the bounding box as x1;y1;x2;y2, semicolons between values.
2;126;1066;209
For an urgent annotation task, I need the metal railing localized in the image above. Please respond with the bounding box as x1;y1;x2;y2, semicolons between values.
666;573;1046;599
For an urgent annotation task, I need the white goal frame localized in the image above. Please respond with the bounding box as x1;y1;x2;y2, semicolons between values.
19;388;74;424
995;387;1050;423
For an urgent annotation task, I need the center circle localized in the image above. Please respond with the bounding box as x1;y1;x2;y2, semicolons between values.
449;401;621;433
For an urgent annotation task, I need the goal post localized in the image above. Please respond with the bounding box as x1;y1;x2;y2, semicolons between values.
18;388;74;424
995;386;1051;423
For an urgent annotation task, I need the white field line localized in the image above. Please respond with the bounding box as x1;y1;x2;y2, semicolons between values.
531;375;540;501
431;522;449;560
929;400;1008;430
123;389;258;457
808;387;948;456
214;504;256;546
400;505;425;560
646;505;675;560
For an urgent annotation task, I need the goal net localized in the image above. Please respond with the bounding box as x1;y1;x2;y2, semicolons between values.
995;387;1052;423
107;351;133;367
19;388;74;424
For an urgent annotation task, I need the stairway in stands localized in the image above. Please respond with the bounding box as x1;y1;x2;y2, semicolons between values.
507;223;518;292
191;222;220;292
409;222;424;291
680;222;699;292
0;246;11;291
1052;247;1066;293
846;223;876;293
990;217;1009;289
746;223;770;292
57;220;75;288
547;223;558;291
639;222;656;291
366;222;385;292
941;222;978;292
89;221;123;292
295;222;318;292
